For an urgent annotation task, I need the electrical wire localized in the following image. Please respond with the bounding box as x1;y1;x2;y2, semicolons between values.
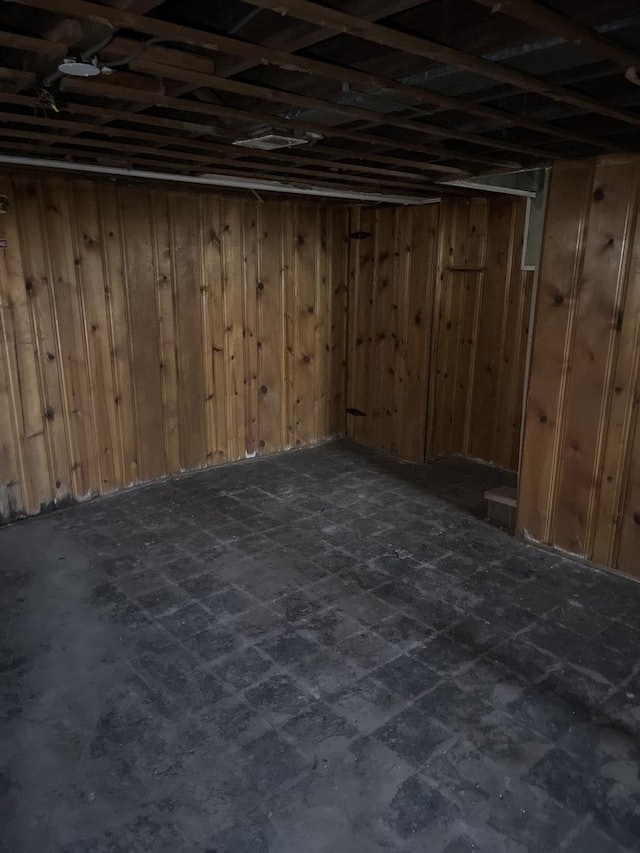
100;37;174;69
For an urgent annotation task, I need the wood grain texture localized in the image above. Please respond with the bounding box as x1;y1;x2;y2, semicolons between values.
346;197;530;467
518;155;640;578
346;205;439;462
427;196;533;471
0;175;348;521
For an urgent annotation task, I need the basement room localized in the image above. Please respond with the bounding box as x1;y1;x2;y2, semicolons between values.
1;0;640;851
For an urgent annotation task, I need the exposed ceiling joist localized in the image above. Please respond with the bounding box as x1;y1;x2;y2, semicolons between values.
185;0;428;80
0;126;447;194
102;36;618;153
0;0;637;194
472;0;640;72
0;31;67;56
108;0;430;131
131;56;558;161
3;28;616;165
59;77;524;170
239;0;640;128
6;0;637;142
0;106;467;181
0;92;469;176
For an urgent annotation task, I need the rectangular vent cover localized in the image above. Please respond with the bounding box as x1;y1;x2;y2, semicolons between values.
233;134;308;151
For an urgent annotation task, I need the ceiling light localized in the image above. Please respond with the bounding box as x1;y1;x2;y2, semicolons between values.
58;57;102;77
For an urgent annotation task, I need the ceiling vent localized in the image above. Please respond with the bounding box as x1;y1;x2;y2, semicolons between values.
233;130;322;151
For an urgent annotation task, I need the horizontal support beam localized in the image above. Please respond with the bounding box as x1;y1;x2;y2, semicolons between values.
0;154;442;204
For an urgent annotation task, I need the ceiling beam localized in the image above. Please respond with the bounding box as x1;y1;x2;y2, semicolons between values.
136;1;432;136
472;0;640;71
0;93;468;176
0;107;465;182
0;67;36;91
59;77;524;170
238;0;640;129
213;0;428;79
7;0;632;146
131;56;555;160
0;31;67;57
0;126;445;192
109;37;617;153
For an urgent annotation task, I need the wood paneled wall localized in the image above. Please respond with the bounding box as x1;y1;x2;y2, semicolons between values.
346;205;439;461
345;196;533;470
0;175;348;521
428;196;535;471
519;155;640;578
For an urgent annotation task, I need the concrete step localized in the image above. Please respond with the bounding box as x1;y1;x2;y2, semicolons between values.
485;485;517;531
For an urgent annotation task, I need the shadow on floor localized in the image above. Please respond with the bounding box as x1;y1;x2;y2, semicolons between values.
341;441;517;520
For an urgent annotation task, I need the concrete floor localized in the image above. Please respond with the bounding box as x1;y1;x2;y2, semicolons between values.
2;441;640;853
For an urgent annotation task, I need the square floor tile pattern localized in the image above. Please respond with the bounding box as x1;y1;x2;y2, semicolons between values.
2;440;640;852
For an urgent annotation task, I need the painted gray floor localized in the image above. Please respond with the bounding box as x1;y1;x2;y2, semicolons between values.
2;440;640;853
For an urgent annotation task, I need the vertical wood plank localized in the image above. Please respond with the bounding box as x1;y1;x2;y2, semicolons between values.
41;177;98;499
329;207;348;437
426;198;453;459
456;199;487;456
514;155;640;577
347;208;377;446
315;208;330;441
171;192;207;471
283;201;296;450
243;201;259;457
257;201;285;453
346;206;361;443
433;198;467;457
617;403;640;577
371;208;398;450
593;201;640;568
118;187;165;482
152;190;180;474
506;267;535;472
553;161;636;556
99;185;138;487
391;207;412;457
518;162;594;543
13;177;72;504
293;204;318;447
398;206;439;461
0;179;51;512
0;313;24;518
221;199;246;460
468;197;512;462
71;180;120;494
201;195;228;464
